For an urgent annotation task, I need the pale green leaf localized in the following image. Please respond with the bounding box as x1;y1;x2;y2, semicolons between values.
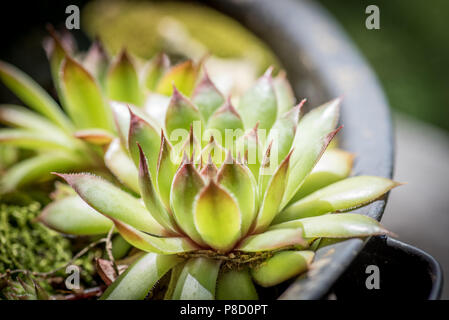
157;131;178;210
172;257;221;300
253;151;292;233
0;60;72;131
0;104;65;134
104;138;139;193
281;98;341;208
82;39;109;87
0;128;76;151
217;155;257;236
112;219;197;254
101;253;183;300
288;148;354;204
194;180;241;252
128;108;160;182
216;267;258;300
38;195;113;235
270;213;391;239
143;53;169;91
237;228;306;252
74;128;114;145
56;173;166;236
251;250;314;287
170;162;207;246
0;153;85;193
273;70;296;115
237;69;277;131
164;87;203;145
138;145;178;234
192;72;225;123
106;49;143;106
60;57;113;130
275;176;400;223
206;98;244;148
156;60;198;96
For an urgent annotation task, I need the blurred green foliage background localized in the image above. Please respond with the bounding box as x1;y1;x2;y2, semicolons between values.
82;0;448;132
318;0;449;132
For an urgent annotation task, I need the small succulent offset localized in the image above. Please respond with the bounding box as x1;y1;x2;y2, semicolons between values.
0;28;201;193
38;50;399;299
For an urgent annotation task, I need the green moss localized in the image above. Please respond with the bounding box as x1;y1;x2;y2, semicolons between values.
0;202;96;283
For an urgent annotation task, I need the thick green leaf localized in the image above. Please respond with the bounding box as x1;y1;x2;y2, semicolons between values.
56;173;166;236
253;151;292;233
270;213;391;239
200;158;218;181
38;195;113;235
235;125;262;181
138;145;178;234
170;162;207;246
101;253;183;300
251;250;314;287
143;93;171;124
237;68;277;131
111;235;132;260
165;87;203;145
194;180;241;252
217;155;257;236
128;108;160;182
156;60;198;96
143;53;170;91
74;128;114;145
0;128;77;151
110;101;130;146
200;136;227;168
206;98;244;148
265;100;303;165
192;72;225;123
43;27;76;100
82;39;109;87
112;219;197;254
273;70;296;115
288;148;354;204
60;57;113;130
281;98;341;208
172;257;221;300
237;228;306;252
0;61;72;131
0;153;85;193
157;131;178;210
0;104;65;134
216;267;258;300
179;125;201;163
275;176;400;223
107;49;143;106
104;138;139;193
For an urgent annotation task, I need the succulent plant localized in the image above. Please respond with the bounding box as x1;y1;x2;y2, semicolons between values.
38;63;399;299
0;29;202;193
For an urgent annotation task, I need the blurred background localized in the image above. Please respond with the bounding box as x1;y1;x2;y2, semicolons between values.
0;0;447;298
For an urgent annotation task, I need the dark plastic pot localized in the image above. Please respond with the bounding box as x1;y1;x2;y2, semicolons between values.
201;0;443;299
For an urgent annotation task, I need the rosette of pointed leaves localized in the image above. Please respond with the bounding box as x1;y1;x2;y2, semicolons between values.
40;66;399;300
0;29;202;193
